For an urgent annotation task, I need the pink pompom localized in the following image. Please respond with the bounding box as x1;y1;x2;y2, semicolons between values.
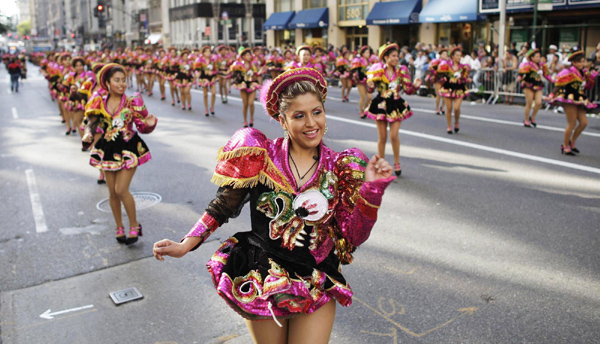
259;79;273;118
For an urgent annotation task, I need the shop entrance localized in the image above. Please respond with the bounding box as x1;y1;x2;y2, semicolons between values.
345;26;368;50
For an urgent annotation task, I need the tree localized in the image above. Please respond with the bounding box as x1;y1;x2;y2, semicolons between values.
17;20;31;37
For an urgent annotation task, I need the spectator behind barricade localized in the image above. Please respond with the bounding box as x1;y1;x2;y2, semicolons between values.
461;49;473;66
414;50;428;80
477;43;487;61
502;49;518;103
401;46;413;65
517;42;530;63
470;50;482;88
547;45;563;66
590;43;600;70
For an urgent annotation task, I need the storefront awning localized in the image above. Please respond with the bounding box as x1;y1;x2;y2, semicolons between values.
263;11;296;31
366;0;422;26
419;0;484;23
146;33;162;45
288;8;328;29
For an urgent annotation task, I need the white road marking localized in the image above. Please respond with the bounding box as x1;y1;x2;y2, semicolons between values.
326;115;600;175
190;91;600;174
12;107;18;119
40;304;94;319
7;89;11;94
25;169;48;233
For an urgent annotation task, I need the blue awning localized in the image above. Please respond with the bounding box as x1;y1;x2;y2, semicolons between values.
366;0;422;26
263;11;295;31
419;0;484;23
288;7;328;29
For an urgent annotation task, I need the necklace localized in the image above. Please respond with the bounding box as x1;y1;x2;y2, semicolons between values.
288;149;319;187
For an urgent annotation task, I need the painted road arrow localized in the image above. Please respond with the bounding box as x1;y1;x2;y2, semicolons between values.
40;304;95;320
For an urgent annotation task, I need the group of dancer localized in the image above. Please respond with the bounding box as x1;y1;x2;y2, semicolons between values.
426;46;597;155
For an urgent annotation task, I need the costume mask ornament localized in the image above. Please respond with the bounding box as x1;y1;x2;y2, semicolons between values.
388;81;398;90
453;71;461;79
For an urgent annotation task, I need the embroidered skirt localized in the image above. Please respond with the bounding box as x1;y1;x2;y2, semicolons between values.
90;132;152;171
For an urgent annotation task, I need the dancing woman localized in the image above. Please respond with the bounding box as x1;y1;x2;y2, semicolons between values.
426;48;448;115
217;45;232;104
83;63;157;244
230;47;261;127
366;44;421;176
517;48;553;127
165;47;181;106
157;48;167;100
548;50;598;155
335;50;353;102
175;49;194;111
266;48;284;79
351;46;373;119
197;46;218;116
57;53;74;134
153;67;394;344
437;47;471;134
66;57;94;138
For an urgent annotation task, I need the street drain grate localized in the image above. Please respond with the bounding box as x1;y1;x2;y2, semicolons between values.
96;192;162;213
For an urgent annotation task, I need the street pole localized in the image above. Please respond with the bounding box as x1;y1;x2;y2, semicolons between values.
495;0;506;103
532;0;538;48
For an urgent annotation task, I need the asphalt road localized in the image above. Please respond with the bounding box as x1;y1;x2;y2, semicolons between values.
1;63;599;344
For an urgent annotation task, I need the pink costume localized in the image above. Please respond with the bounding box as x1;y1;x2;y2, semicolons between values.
518;61;552;91
196;54;219;87
83;92;157;170
183;128;394;321
230;60;261;92
350;56;369;85
365;62;417;122
437;60;471;99
549;65;598;109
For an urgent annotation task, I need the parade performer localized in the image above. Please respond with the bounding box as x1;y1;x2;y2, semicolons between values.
175;49;194;111
366;44;421;176
143;47;157;96
351;46;373;119
313;46;329;75
266;48;284;79
66;57;94;138
438;47;471;134
58;53;74;134
217;45;232;104
82;63;157;244
426;48;449;115
197;45;218;116
157;48;167;100
517;48;553;127
288;46;322;73
132;47;147;93
548;50;598;155
335;50;353;102
230;47;261;127
165;47;181;106
153;67;394;344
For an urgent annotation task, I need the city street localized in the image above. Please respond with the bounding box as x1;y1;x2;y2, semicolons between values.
1;63;599;344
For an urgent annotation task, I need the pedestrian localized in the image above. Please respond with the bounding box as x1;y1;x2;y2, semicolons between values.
438;47;471;134
7;58;21;93
83;63;157;244
153;67;394;344
548;50;598;155
365;43;421;176
517;49;553;127
230;46;261;127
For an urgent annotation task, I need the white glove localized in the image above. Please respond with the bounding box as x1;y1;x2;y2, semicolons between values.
453;72;461;79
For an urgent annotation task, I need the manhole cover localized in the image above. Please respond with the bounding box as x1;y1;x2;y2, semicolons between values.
96;192;162;213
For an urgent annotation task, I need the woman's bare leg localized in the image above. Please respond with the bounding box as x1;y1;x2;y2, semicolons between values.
288;300;336;344
444;97;453;129
524;88;534;123
104;171;123;228
563;104;578;149
114;167;138;228
571;107;588;147
376;120;388;159
531;90;543;123
245;319;288;344
389;121;402;166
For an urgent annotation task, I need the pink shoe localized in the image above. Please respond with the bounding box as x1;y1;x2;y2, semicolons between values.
126;224;143;245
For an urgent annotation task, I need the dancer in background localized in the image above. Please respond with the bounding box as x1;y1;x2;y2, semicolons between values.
351;46;373;119
335;50;353;102
83;63;157;244
217;45;232;104
549;50;597;155
166;47;181;106
438;47;471;134
157;48;167;100
517;48;553;127
153;67;394;344
266;48;284;79
366;43;421;176
197;46;218;117
175;49;194;111
426;47;448;115
230;47;261;127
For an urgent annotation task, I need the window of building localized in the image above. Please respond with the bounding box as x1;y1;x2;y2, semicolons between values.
304;0;326;9
275;0;293;13
338;0;368;22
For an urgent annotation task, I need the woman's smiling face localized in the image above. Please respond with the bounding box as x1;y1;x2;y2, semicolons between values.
280;93;326;151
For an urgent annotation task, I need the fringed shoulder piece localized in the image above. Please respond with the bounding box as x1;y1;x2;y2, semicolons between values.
84;94;111;121
366;62;385;82
554;67;581;87
212;128;295;193
518;61;531;74
230;60;245;72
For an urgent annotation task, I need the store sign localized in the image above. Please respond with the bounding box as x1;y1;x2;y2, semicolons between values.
479;0;566;13
169;3;214;21
568;0;600;4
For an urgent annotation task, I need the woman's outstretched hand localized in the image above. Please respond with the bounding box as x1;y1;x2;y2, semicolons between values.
153;239;188;261
365;154;392;182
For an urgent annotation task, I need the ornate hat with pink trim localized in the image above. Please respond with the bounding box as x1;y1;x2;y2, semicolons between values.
260;67;327;119
359;45;371;55
526;48;540;59
449;46;462;56
295;45;312;56
568;50;584;62
238;46;251;57
201;45;212;53
378;43;399;61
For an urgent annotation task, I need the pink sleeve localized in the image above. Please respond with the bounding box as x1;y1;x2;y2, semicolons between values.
129;93;157;134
